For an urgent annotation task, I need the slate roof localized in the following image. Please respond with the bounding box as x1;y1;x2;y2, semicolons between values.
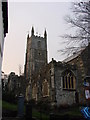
63;47;86;63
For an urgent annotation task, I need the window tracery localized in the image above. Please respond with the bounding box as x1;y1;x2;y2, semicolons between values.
62;70;76;90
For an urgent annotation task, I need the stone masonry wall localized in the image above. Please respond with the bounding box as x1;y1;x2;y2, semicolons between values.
54;61;77;106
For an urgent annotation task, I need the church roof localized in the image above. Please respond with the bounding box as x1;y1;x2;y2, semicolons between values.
63;47;86;63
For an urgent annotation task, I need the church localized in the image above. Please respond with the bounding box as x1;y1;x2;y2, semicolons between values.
24;26;90;106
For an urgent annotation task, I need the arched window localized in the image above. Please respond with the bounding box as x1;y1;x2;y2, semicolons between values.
32;84;37;100
62;70;76;90
42;79;49;97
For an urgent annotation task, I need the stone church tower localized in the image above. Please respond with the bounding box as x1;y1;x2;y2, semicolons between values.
24;26;47;85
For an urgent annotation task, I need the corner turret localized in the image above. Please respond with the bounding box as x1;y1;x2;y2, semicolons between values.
44;29;47;39
31;26;34;36
27;33;29;39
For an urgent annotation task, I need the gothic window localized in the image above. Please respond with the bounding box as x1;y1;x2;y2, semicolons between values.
32;84;37;100
71;76;73;88
62;70;76;90
42;79;49;97
65;76;68;88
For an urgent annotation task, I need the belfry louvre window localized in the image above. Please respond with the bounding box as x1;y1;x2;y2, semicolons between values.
62;70;76;90
38;41;41;48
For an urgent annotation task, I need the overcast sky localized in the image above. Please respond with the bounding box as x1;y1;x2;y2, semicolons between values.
2;1;73;75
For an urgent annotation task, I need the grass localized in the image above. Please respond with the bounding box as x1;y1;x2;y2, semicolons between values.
2;101;83;119
62;107;81;116
59;109;82;117
32;106;82;120
2;101;17;111
2;101;49;119
32;109;49;120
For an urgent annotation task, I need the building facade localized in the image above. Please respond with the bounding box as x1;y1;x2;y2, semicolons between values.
24;27;47;99
30;58;77;106
25;28;90;106
63;44;90;104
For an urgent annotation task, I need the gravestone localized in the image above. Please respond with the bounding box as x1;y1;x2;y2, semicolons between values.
18;94;24;117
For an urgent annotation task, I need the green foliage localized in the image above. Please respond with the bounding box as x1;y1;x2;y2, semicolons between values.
2;91;17;104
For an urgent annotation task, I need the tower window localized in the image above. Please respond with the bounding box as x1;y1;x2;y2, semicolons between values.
38;52;41;56
38;41;41;48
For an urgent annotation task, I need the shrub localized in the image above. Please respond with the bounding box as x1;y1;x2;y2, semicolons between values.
2;91;17;104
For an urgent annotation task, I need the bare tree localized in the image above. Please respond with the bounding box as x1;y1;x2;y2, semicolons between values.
60;1;90;56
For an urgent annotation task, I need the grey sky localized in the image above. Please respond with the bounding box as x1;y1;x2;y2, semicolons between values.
2;2;71;75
